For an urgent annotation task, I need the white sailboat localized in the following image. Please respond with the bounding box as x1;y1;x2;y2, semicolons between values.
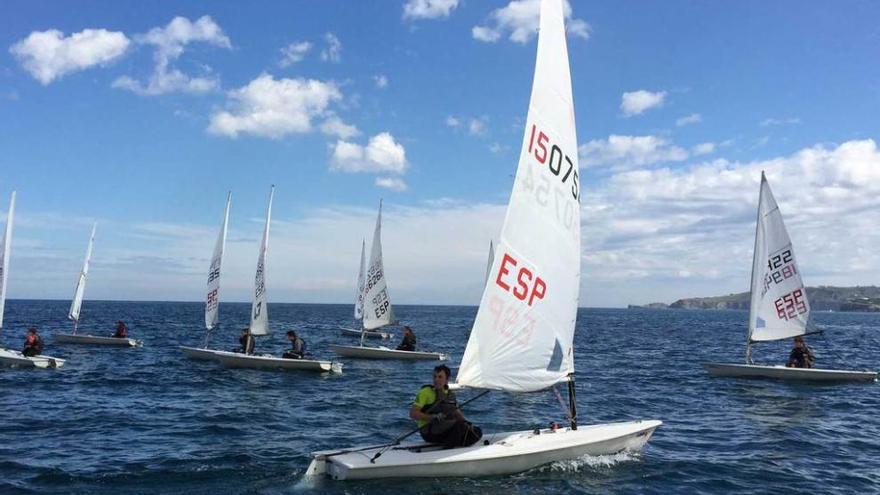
307;0;659;480
54;223;141;347
330;200;446;361
703;172;877;382
182;188;341;373
0;192;66;368
340;238;390;340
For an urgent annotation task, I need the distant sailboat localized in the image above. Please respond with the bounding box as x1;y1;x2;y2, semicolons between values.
308;0;659;480
182;187;341;373
330;200;446;360
0;192;66;368
55;223;141;347
703;172;876;382
340;238;390;340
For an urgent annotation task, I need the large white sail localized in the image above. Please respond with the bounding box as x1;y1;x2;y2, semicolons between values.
457;0;580;392
484;240;495;286
249;186;274;336
354;239;366;320
0;191;15;330
362;200;394;331
68;222;97;324
205;192;231;331
748;172;810;342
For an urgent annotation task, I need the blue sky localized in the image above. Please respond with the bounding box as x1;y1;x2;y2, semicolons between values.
1;0;879;307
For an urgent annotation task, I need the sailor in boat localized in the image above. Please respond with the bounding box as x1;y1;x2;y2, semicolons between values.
282;330;305;359
22;327;44;357
786;336;815;368
396;325;416;351
236;327;255;355
112;320;128;338
410;365;482;448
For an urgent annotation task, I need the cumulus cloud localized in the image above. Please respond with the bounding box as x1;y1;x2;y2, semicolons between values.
375;177;408;191
208;73;343;138
676;113;701;127
320;115;360;139
113;15;231;96
321;33;342;63
10;28;130;84
620;89;666;117
279;41;312;67
691;142;715;156
374;74;388;88
472;0;590;44
403;0;459;20
579;135;688;170
330;132;408;174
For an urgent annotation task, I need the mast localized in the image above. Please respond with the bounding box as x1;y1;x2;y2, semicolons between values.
745;171;765;364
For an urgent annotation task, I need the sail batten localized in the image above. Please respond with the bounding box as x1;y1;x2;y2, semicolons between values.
362;200;394;331
205;192;231;331
68;223;97;324
748;172;810;342
457;0;580;393
249;186;274;336
0;192;15;331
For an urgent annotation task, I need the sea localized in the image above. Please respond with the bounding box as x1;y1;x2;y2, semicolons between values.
0;300;878;494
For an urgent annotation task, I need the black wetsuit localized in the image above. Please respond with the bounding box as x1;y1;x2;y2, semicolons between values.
22;335;44;357
397;332;416;351
418;385;482;448
787;346;814;368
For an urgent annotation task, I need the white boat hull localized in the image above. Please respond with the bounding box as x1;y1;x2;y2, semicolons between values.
329;344;447;361
307;420;661;480
54;333;141;347
703;362;877;382
180;346;341;373
340;328;390;339
0;348;66;369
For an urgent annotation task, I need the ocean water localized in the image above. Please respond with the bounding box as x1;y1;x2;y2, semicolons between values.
0;300;878;494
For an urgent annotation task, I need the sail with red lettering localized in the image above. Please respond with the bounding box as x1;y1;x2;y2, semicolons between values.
0;191;14;331
249;186;273;336
457;0;580;392
362;200;395;331
205;192;230;331
748;172;810;342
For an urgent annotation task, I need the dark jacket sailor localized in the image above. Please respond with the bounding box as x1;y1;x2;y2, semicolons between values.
113;320;128;338
237;328;255;355
282;330;305;359
410;365;482;448
396;326;416;352
786;336;814;368
22;327;44;357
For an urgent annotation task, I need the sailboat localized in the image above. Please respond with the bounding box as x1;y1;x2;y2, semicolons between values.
306;0;660;480
703;172;877;382
54;223;141;347
339;238;391;340
0;192;66;368
182;188;341;373
329;200;447;361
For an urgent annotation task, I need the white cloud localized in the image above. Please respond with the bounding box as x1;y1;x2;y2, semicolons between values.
472;0;590;44
579;135;688;170
320;115;360;139
321;32;342;63
489;142;508;154
208;73;343;138
279;41;312;67
760;117;801;127
468;116;488;136
691;142;715;156
445;116;460;127
375;177;408;191
330;132;408;174
403;0;459;20
676;113;702;127
113;15;230;96
620;89;666;117
374;74;388;88
10;28;130;85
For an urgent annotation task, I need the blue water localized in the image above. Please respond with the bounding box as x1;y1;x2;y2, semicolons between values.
0;300;878;494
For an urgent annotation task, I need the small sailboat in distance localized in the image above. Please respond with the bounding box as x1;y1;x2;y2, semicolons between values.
340;238;390;340
330;200;447;361
307;0;659;480
54;223;141;347
0;191;65;368
703;172;877;382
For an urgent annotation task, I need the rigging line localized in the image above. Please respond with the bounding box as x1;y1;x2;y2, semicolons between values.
552;385;573;423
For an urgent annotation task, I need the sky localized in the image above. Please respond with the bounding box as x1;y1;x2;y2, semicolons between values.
1;0;879;308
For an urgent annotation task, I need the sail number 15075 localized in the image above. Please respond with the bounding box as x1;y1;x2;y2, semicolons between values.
528;124;579;201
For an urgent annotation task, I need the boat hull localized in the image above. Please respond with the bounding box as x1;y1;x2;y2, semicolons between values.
0;348;66;369
54;333;141;347
703;362;877;382
180;346;341;373
329;344;447;361
307;420;661;480
340;328;390;339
